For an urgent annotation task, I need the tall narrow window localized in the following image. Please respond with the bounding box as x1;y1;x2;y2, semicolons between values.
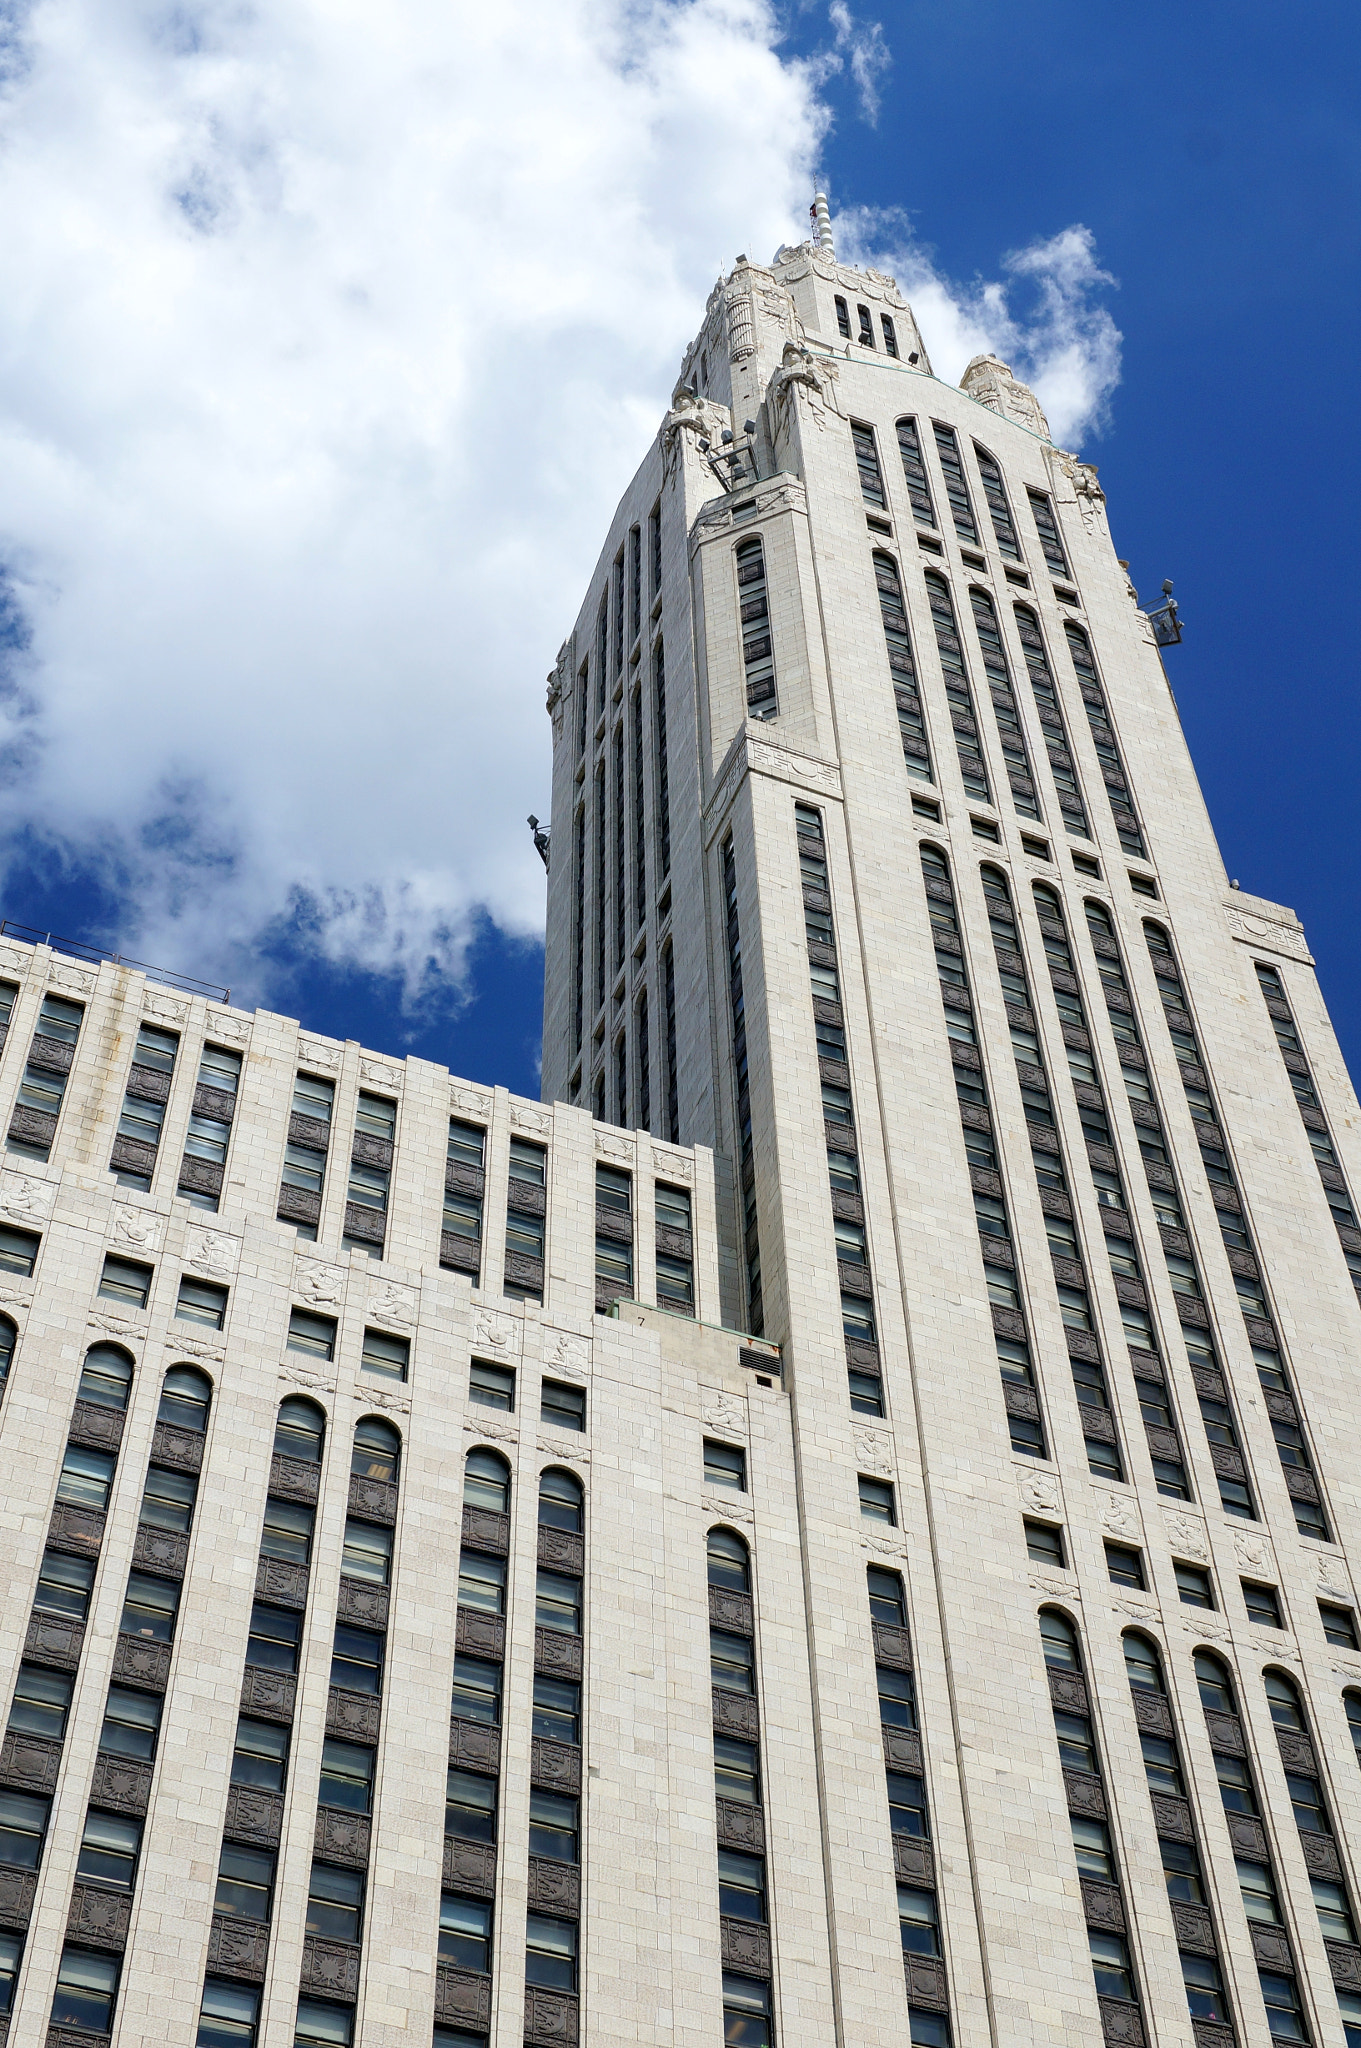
614;1033;627;1132
572;805;585;1057
873;552;932;783
649;501;662;597
576;659;588;758
881;313;899;357
857;303;875;348
613;725;626;971
653;639;672;878
1027;489;1070;577
1015;606;1090;839
663;943;679;1145
723;837;762;1335
628;524;641;643
595;595;608;714
632;684;646;929
1065;625;1145;857
612;551;625;676
924;572;989;803
637;991;650;1134
835;294;851;338
970;588;1039;819
594;761;607;1008
973;445;1021;560
931;423;977;542
851;422;885;506
895;418;936;527
1254;958;1361;1300
735;537;777;720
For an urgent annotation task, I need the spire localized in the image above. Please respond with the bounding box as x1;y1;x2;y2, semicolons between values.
811;190;834;258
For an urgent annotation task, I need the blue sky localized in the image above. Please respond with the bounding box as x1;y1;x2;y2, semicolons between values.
0;0;1356;1104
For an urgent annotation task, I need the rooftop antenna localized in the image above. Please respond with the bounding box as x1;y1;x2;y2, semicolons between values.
812;190;834;258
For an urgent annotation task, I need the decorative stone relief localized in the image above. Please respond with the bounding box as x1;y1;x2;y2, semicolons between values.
1224;904;1312;963
0;1287;30;1312
185;1226;240;1278
0;1173;55;1224
863;1532;908;1560
472;1309;519;1357
354;1384;410;1417
1096;1492;1138;1539
451;1084;493;1119
142;991;189;1025
1316;1554;1353;1601
510;1105;551;1137
1161;1510;1209;1561
959;354;1051;439
48;964;95;996
110;1204;164;1253
1029;1573;1073;1598
1111;1595;1159;1622
294;1258;347;1310
360;1059;401;1088
205;1009;250;1045
747;738;842;797
537;1439;591;1463
660;383;732;463
1184;1616;1233;1647
853;1429;895;1479
594;1132;632;1163
279;1364;335;1396
167;1333;225;1363
1233;1529;1271;1572
87;1312;144;1339
298;1039;341;1071
1017;1468;1061;1516
368;1282;417;1330
725;286;755;362
1060;457;1107;535
465;1418;518;1448
542;1330;590;1374
0;948;28;974
704;1393;747;1437
648;1148;692;1184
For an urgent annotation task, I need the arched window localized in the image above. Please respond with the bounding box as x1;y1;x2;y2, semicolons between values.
1064;623;1145;858
78;1343;134;1411
972;445;1021;560
1032;882;1063;925
834;294;851;339
274;1397;325;1464
158;1366;211;1433
463;1448;510;1515
1014;605;1089;840
856;304;875;349
1345;1691;1361;1767
867;1566;906;1628
894;418;936;528
924;571;989;802
707;1528;750;1593
931;423;977;543
0;1314;16;1394
539;1469;583;1534
980;865;1019;946
1264;1671;1305;1732
970;587;1039;818
1122;1632;1165;1694
352;1417;400;1487
735;538;777;720
1193;1651;1235;1715
873;552;932;784
1039;1609;1081;1671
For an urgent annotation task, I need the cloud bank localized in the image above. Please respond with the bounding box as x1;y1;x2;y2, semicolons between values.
0;0;1121;1019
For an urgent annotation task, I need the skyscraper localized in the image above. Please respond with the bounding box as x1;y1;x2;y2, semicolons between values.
1;209;1360;2048
540;216;1361;2047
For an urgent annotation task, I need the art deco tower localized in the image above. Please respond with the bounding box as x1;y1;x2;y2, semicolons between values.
540;210;1361;2048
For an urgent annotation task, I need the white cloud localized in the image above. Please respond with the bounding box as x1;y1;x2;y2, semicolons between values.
834;210;1122;447
0;0;826;1006
827;2;890;124
0;2;1120;1019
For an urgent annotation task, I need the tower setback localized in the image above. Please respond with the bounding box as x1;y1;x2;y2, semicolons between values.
0;223;1358;2048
